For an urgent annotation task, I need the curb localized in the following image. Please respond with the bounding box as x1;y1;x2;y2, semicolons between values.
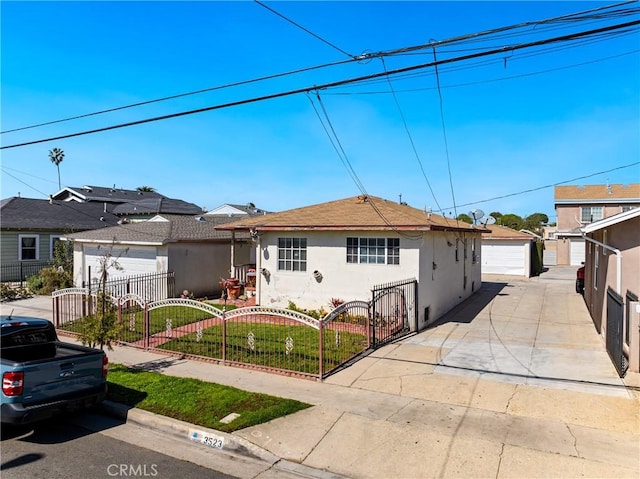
100;401;345;479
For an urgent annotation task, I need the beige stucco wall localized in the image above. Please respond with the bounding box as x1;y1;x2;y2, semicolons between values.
253;230;482;331
584;216;640;372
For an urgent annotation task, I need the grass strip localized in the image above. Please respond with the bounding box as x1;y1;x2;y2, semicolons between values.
106;363;311;433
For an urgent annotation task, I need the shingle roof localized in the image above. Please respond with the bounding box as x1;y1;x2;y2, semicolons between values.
554;184;640;203
482;224;535;240
0;197;120;230
112;197;204;215
216;195;482;233
52;185;166;203
63;214;250;244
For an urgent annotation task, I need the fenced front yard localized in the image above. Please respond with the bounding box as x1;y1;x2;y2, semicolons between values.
53;291;371;379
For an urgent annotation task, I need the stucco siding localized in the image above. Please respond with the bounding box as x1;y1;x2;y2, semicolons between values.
254;230;482;330
255;231;419;310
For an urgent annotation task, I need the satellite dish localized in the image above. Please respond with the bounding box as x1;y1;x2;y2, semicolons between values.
483;216;496;226
468;209;485;223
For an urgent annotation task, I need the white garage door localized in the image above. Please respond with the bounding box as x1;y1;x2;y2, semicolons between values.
84;245;157;282
482;242;526;276
569;239;585;266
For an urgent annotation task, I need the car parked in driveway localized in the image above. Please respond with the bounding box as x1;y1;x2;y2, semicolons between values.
576;264;585;294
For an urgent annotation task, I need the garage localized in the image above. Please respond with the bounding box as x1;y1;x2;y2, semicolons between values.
482;241;529;276
83;245;158;282
569;238;586;266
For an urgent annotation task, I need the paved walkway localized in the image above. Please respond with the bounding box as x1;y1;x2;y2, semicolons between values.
2;267;639;478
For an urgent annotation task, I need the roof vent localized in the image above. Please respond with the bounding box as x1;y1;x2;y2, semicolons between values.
196;216;205;222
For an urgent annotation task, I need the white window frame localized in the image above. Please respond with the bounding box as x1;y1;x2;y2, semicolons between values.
18;234;39;261
277;237;307;272
581;206;603;223
346;237;400;265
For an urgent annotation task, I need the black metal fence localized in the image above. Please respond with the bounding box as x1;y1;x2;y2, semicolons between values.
84;271;175;302
371;278;417;347
0;260;52;284
606;286;627;377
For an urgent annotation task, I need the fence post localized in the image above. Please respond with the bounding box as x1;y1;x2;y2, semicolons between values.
144;302;150;350
222;307;227;364
366;305;371;349
318;320;323;379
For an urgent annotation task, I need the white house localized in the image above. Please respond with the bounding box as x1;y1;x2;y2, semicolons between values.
481;224;538;277
217;195;485;330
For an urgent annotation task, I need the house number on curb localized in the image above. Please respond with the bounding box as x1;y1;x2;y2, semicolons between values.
189;429;224;449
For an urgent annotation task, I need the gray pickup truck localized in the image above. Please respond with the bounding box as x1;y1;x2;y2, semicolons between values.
1;315;108;424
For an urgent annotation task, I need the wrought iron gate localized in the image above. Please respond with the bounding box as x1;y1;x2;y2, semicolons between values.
606;287;627;377
370;278;417;347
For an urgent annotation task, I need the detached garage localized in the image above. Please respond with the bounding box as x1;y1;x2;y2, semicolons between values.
481;225;537;277
81;244;165;282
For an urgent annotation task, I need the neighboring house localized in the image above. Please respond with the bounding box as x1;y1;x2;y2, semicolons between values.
481;224;539;277
581;207;640;375
0;197;120;281
216;195;485;330
63;213;258;298
554;183;640;266
52;185;203;221
206;202;270;217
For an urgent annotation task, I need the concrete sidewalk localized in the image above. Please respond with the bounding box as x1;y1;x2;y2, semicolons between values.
2;267;639;478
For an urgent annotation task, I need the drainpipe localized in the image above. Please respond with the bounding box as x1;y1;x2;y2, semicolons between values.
582;234;622;294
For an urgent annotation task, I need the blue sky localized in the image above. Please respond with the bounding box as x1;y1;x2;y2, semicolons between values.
1;1;639;222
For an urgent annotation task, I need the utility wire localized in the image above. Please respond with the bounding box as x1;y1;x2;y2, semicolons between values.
3;2;635;136
3;19;637;150
254;0;355;59
435;162;640;212
431;45;458;221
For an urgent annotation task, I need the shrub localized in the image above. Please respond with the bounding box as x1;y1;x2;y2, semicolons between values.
0;283;33;302
27;267;73;295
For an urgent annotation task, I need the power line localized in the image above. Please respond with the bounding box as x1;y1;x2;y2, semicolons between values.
254;0;355;59
3;2;635;136
3;19;637;150
434;162;640;212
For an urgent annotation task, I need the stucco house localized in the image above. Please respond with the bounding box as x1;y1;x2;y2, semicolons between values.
554;183;640;266
217;195;485;331
0;197;120;282
481;224;539;277
63;208;263;298
581;207;640;375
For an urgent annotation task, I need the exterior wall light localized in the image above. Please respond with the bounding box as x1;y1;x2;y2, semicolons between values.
313;270;323;282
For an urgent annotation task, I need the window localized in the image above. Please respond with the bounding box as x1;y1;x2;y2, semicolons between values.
621;205;637;213
278;237;307;271
346;237;399;265
18;234;39;261
50;236;62;259
581;206;603;223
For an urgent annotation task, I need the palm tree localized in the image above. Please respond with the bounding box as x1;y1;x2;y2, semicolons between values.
49;147;65;190
136;186;156;192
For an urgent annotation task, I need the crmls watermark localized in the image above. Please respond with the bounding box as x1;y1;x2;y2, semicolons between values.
107;464;159;477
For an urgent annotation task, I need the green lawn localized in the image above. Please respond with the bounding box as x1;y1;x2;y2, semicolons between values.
106;364;311;433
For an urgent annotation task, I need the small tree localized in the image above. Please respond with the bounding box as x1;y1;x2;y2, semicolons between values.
78;242;127;350
49;147;65;190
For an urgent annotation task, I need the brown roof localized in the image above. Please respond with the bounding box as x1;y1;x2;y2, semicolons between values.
555;184;640;202
481;224;535;240
63;214;250;244
216;195;483;233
